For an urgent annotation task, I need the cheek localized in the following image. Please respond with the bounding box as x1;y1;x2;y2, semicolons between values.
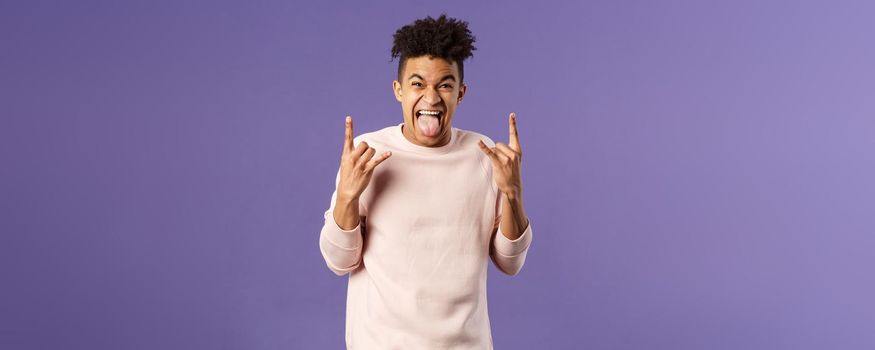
405;94;418;104
447;91;460;103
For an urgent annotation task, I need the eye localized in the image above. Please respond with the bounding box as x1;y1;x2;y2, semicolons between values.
441;84;453;89
412;82;423;87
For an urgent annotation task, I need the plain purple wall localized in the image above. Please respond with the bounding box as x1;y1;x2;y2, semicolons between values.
2;0;874;349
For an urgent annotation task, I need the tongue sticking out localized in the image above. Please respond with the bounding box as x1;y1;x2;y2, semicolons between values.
417;115;441;137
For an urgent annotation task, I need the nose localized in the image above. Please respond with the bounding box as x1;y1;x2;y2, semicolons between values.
422;86;441;105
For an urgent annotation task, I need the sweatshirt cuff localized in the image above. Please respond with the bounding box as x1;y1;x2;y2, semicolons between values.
322;210;363;249
494;222;533;257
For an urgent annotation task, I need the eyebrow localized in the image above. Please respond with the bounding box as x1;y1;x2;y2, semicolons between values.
408;73;456;83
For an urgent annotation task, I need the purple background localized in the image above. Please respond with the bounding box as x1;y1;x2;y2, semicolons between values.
2;0;874;349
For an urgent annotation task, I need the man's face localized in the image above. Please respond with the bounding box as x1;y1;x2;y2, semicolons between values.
393;55;467;147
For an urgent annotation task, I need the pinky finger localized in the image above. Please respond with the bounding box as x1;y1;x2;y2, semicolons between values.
364;151;392;172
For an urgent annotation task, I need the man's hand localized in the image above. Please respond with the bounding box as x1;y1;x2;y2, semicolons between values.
337;115;392;201
477;112;529;239
477;112;523;199
333;116;392;230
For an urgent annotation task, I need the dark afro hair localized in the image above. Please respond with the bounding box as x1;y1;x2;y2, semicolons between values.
391;14;476;84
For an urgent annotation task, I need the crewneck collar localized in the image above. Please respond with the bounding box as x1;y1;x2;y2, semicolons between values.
393;122;457;155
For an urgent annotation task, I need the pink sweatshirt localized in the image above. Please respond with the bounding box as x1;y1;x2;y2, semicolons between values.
319;123;533;349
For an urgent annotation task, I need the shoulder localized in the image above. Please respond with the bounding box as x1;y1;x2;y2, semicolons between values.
454;127;496;148
453;127;495;170
352;124;397;146
454;127;500;194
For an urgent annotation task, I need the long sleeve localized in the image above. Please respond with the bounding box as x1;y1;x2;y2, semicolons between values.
318;171;364;276
490;216;533;276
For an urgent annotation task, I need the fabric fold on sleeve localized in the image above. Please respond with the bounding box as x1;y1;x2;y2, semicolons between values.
319;209;363;276
490;222;533;276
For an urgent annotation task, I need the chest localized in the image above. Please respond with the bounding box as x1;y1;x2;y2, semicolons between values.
359;151;497;232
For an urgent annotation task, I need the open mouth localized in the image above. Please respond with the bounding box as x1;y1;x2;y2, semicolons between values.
415;109;443;137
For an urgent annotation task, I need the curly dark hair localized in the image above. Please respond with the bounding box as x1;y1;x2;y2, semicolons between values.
391;14;477;84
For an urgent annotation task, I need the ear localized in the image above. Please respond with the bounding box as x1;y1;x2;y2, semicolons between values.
457;83;467;103
392;80;403;103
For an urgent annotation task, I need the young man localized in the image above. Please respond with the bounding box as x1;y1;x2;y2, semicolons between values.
319;14;533;349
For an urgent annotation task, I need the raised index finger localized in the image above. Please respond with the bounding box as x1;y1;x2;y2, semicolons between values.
344;116;354;153
509;112;521;151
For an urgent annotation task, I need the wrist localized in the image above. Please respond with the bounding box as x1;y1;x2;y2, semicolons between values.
501;187;523;201
336;193;359;206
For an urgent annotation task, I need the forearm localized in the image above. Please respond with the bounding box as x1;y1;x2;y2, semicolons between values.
499;190;529;240
332;196;361;230
320;195;364;276
491;190;532;276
